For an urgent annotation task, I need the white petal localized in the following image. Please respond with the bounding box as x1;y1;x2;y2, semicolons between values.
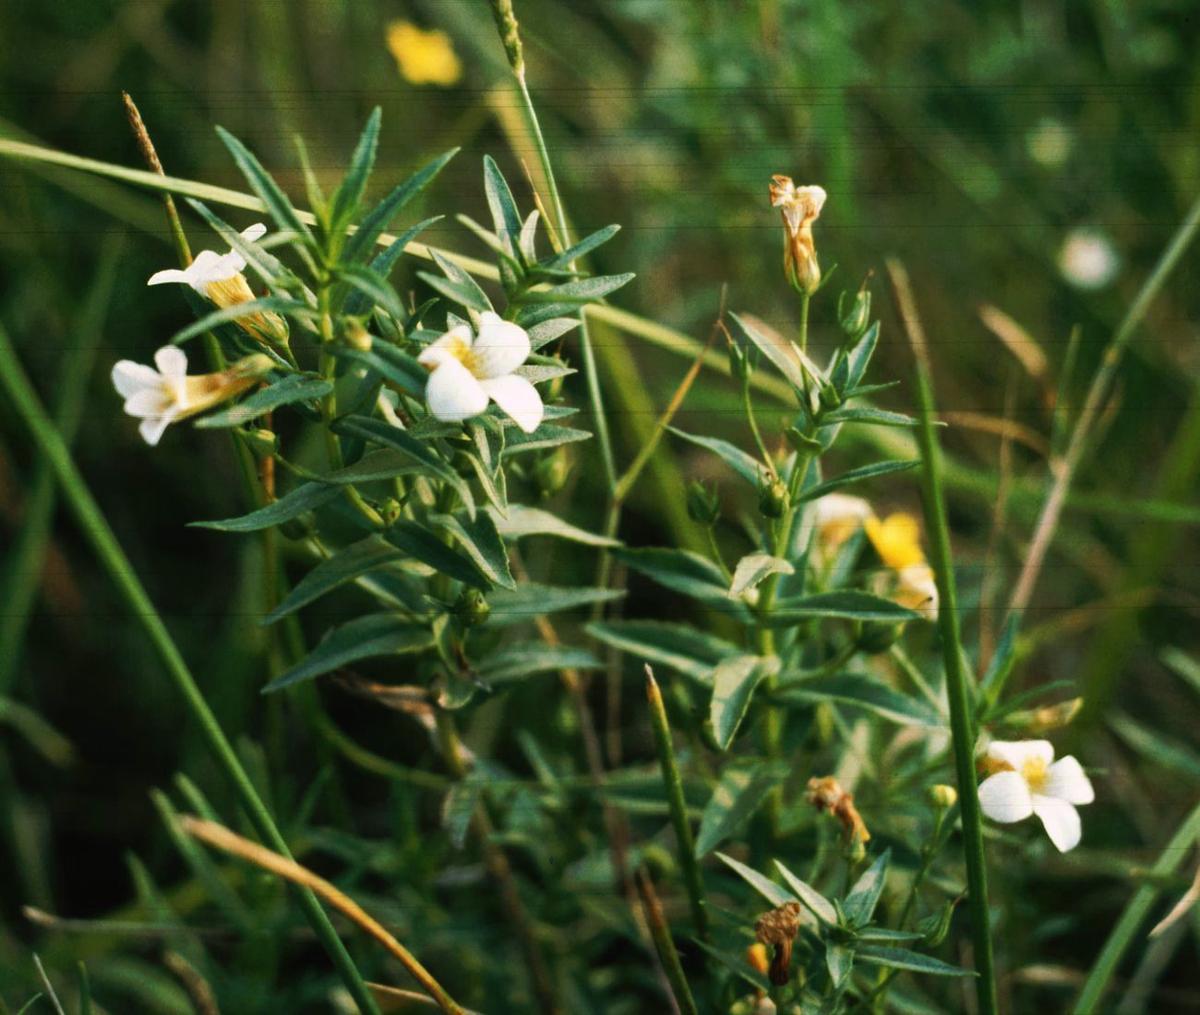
418;325;474;369
1032;795;1082;852
986;739;1054;772
138;415;173;446
123;388;174;418
239;223;268;243
111;360;162;398
147;267;195;287
471;311;530;378
180;249;235;289
978;770;1034;824
478;374;544;433
813;493;872;526
425;359;489;422
1044;756;1094;805
154;346;188;382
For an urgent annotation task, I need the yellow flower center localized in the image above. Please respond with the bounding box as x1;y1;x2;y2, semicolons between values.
1021;756;1049;792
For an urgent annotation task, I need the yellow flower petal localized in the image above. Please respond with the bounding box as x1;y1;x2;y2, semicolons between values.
864;512;927;570
386;21;462;86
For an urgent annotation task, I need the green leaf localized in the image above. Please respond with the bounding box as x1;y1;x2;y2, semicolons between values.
336;264;407;322
329;107;380;235
796;460;920;503
523;273;635;303
766;591;920;624
170;295;310;346
695;764;784;857
729;554;794;599
980;614;1020;706
262;613;434;692
1109;713;1200;779
826;943;854;988
331;341;426;398
773;859;838;925
856;946;973;977
474;643;603;685
729;312;808;391
334;415;474;517
345;216;442;316
585;621;740;682
442;774;484;850
710;655;775;750
855;928;923;944
500;423;591;455
433;511;515;590
820;406;920;428
196;375;332;428
617;547;737;608
846;321;880;389
543;224;621;270
715;852;796;908
190;483;340;532
527;317;580;350
483;155;523;256
843;849;890;927
388;519;490;590
317;449;424;485
667;427;763;486
485;584;624;628
420;248;493;312
780;674;942;726
215;125;312;242
489;504;620;546
262;537;404;625
344;148;458;265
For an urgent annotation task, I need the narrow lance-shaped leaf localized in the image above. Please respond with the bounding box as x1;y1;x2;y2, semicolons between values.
729;554;793;599
773;859;838;925
710;655;775;750
388;519;490;590
262;537;405;625
196;375;332;429
433;511;515;590
190;483;340;532
695;764;784;857
489;504;620;546
586;621;741;683
856;946;973;977
843;849;890;927
329;107;380;234
483;155;523;257
215;125;312;242
795;460;920;503
715;852;796;909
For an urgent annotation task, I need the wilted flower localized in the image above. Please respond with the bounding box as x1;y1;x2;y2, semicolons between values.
386;21;462;86
769;176;826;294
1058;229;1120;290
807;775;870;845
417;312;543;433
977;739;1094;852
147;223;288;345
111;346;271;446
754;901;802;985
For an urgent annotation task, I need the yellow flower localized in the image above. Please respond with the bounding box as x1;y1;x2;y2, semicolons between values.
386;21;462;86
864;512;927;570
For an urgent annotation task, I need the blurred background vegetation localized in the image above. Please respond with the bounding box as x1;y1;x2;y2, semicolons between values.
2;0;1199;1010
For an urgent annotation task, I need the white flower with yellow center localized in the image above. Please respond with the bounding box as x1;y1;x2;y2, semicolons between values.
977;739;1094;852
417;312;543;433
111;346;269;446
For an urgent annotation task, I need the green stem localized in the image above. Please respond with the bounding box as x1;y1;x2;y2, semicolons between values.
1073;798;1200;1013
645;668;708;941
635;868;700;1015
798;292;811;354
0;324;381;1015
893;262;997;1015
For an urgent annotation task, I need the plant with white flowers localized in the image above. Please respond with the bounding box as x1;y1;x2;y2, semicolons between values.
978;739;1094;852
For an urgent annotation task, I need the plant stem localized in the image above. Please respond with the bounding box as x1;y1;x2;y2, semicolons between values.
635;868;699;1015
887;259;998;1015
0;325;381;1015
1073;798;1200;1013
798;292;811;354
645;667;708;941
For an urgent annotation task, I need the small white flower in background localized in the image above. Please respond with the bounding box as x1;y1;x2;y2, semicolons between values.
1026;117;1073;168
978;739;1094;852
147;223;288;345
812;493;872;553
1058;229;1120;290
895;563;939;622
111;345;270;446
417;311;543;433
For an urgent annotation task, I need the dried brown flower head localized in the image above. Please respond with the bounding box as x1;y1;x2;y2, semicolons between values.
807;775;870;844
754;901;802;985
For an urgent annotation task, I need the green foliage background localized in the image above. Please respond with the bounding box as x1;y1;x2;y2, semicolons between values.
1;0;1199;1011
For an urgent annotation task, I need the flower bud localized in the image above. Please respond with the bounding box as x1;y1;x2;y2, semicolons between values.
236;427;278;459
686;481;721;525
343;320;373;351
839;285;872;339
758;476;789;519
1006;697;1083;735
206;273;290;347
454;588;490;627
746;943;770;978
928;784;958;810
856;620;903;655
727;340;749;383
379;497;403;527
535;446;571;498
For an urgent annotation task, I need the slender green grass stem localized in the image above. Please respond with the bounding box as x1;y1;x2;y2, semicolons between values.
888;260;998;1015
0;324;381;1015
1073;798;1200;1013
635;868;700;1015
645;668;708;941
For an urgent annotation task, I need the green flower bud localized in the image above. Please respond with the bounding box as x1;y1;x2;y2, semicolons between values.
758;476;789;518
686;481;721;525
535;446;571;498
856;620;903;655
839;285;872;339
236;427;278;459
379;497;402;527
727;340;749;383
454;588;490;627
928;784;958;810
818;380;843;411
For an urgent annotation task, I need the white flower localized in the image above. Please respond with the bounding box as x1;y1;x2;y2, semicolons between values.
895;563;939;622
417;312;543;433
977;739;1094;852
111;345;268;446
148;223;266;296
812;493;872;550
1058;229;1120;290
